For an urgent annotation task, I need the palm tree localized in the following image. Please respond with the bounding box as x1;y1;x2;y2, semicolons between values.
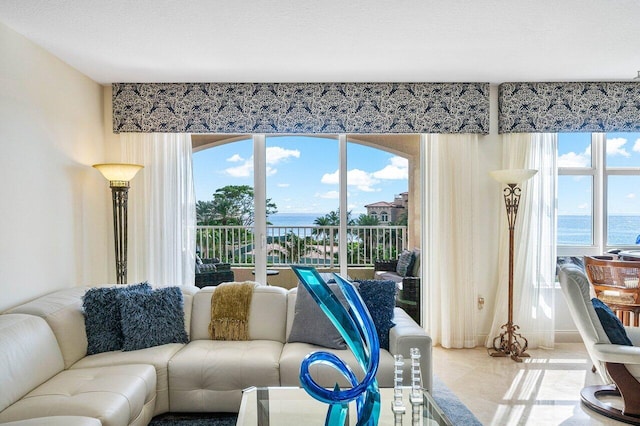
355;214;380;262
267;231;321;264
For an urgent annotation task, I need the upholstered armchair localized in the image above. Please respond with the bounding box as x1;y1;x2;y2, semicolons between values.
558;263;640;423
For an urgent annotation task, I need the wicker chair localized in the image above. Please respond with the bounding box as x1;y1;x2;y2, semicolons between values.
374;253;421;325
584;256;640;327
194;258;235;288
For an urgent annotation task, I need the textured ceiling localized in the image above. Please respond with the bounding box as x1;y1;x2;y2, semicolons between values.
0;0;639;84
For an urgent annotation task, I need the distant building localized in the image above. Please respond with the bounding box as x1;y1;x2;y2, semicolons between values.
364;192;408;224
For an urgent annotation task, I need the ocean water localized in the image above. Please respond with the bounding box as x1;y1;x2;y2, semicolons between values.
268;213;326;227
268;213;640;247
559;215;640;246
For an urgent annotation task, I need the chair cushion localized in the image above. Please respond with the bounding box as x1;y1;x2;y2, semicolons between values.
591;298;633;346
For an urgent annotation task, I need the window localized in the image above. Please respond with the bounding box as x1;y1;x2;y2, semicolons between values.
193;134;416;277
557;132;640;256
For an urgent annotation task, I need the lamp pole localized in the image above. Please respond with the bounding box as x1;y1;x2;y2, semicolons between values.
488;169;537;362
93;163;143;284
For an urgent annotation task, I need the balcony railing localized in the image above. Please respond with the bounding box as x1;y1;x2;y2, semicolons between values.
195;225;408;267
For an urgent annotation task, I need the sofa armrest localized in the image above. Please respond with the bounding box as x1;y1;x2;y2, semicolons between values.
388;307;432;393
375;259;398;272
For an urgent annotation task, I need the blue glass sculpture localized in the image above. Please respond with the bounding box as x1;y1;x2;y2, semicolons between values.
291;265;381;426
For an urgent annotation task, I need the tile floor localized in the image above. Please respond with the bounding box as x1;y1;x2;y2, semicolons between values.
433;343;626;425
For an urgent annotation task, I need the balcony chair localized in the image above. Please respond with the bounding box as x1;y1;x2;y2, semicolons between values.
558;263;640;424
584;255;640;327
194;257;235;288
374;248;421;325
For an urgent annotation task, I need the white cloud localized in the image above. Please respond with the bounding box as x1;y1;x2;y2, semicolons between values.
321;168;380;192
224;161;252;177
606;137;631;157
277;183;290;188
321;170;339;185
266;146;300;165
227;154;244;162
224;147;298;178
372;156;408;180
633;138;640;153
347;169;379;192
627;193;636;199
316;190;339;199
577;203;589;210
557;151;589;168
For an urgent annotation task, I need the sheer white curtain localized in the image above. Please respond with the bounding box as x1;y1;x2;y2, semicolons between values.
119;133;196;287
486;133;557;349
425;134;480;348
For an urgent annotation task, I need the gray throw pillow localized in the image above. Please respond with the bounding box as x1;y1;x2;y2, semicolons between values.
396;249;415;277
288;283;349;349
119;286;189;351
82;282;152;355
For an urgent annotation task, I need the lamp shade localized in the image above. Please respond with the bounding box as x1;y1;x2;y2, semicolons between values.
93;163;143;182
489;169;537;185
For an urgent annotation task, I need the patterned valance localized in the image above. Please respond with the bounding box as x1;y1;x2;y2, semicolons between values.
499;82;640;133
112;82;489;134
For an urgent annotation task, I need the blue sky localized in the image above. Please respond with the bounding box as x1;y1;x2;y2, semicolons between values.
193;136;409;215
558;132;640;215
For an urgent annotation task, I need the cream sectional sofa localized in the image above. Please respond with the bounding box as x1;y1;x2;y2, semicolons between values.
0;283;432;425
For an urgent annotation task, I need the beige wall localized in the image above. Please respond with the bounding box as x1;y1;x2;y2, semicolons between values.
0;22;110;311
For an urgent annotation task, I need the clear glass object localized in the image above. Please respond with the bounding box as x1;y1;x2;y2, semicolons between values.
291;265;381;426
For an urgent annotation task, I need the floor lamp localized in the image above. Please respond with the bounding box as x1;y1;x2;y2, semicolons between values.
488;168;537;362
93;163;143;284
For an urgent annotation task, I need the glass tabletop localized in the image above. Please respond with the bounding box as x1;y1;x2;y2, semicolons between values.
236;386;452;426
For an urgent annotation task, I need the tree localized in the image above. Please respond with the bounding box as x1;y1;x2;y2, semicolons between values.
196;200;216;225
200;185;277;226
355;214;380;261
312;209;355;240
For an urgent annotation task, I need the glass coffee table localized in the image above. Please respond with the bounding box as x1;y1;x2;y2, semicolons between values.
237;386;452;425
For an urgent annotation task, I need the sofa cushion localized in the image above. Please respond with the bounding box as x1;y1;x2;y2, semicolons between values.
0;314;64;413
5;288;89;369
191;285;288;342
119;286;189;351
71;343;184;416
83;283;152;355
168;340;283;412
0;364;156;426
591;298;633;345
287;283;349;349
279;342;395;388
0;416;101;426
354;279;397;350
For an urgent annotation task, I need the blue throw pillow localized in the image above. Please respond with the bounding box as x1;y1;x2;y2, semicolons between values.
592;298;633;346
119;286;189;351
355;279;397;350
83;283;152;355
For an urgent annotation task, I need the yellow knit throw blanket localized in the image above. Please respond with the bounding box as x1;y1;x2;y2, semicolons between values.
209;281;257;341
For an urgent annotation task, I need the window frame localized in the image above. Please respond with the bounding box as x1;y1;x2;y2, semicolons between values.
557;132;640;256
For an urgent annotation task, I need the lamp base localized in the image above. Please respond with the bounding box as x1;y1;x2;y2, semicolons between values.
488;322;529;362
